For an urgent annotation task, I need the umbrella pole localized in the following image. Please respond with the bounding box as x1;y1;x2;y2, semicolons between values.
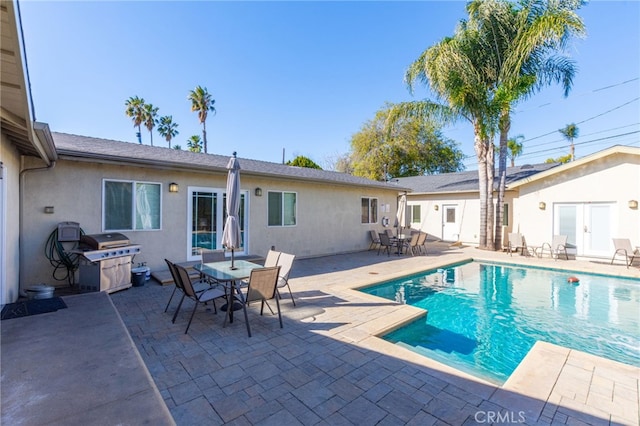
230;249;237;270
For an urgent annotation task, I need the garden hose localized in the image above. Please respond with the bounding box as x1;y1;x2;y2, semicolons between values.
44;227;85;286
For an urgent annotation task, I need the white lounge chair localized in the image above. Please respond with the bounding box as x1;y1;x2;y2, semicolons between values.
539;235;569;260
276;252;296;306
610;238;639;268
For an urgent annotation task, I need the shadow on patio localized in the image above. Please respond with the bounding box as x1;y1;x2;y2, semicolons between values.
2;246;638;425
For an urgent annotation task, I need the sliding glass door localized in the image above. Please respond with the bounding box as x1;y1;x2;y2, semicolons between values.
187;187;247;260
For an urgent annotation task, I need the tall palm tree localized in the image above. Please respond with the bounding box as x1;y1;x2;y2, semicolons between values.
507;135;524;167
142;103;159;146
559;123;579;161
157;116;179;148
187;135;203;153
125;96;145;144
395;22;500;249
466;0;585;249
390;0;584;250
188;86;216;153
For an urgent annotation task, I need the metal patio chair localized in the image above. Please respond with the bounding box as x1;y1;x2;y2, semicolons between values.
610;238;639;268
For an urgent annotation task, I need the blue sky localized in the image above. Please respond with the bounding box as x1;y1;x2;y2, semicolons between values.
19;1;639;170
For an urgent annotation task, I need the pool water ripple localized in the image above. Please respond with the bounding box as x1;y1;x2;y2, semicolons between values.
361;262;640;385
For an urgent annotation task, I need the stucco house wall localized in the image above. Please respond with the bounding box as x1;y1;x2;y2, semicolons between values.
512;150;640;256
21;153;402;289
398;147;639;256
406;191;518;246
1;133;23;303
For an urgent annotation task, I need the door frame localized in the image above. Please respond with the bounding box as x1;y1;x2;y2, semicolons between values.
186;186;249;261
441;204;459;242
553;202;615;257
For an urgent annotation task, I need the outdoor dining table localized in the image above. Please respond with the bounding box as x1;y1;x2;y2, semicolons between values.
194;259;262;336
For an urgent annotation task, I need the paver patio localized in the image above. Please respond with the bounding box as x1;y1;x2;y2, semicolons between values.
112;243;639;425
2;242;639;425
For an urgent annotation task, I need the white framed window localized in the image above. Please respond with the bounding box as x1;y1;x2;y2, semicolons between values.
103;179;161;231
361;197;378;224
410;205;421;223
268;191;296;226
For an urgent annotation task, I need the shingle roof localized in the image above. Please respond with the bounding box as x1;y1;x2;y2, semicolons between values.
395;163;559;194
52;132;410;191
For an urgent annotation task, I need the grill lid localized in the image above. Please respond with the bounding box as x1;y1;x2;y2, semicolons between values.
80;233;130;249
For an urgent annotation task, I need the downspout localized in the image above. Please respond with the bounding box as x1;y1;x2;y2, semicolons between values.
18;160;56;297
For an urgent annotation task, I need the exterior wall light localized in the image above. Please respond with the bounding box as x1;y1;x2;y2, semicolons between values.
539;201;546;210
255;187;262;197
629;200;638;209
434;204;439;211
168;182;179;193
44;206;54;214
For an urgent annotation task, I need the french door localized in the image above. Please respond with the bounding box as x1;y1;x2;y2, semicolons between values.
554;203;614;257
187;187;248;260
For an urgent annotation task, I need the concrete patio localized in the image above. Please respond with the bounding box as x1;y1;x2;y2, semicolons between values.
2;243;639;425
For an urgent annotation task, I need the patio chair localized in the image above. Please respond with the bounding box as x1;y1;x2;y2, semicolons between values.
416;232;427;255
276;252;296;306
164;259;215;323
405;232;421;256
507;233;532;256
201;248;225;263
538;235;569;260
385;228;397;242
264;249;281;267
368;230;380;250
173;263;226;334
225;266;282;336
378;232;393;256
610;238;639;268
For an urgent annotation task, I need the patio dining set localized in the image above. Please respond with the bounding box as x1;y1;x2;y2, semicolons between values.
369;229;429;257
163;248;296;337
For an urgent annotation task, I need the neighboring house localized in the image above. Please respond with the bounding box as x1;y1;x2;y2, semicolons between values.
396;145;640;259
395;163;558;244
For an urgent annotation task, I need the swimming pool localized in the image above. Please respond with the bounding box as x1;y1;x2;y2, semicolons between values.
360;261;640;385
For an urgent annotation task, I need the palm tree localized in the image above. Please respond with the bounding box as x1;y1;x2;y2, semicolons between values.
559;123;579;161
188;86;216;153
507;135;524;167
465;0;585;249
187;135;203;153
124;96;145;144
173;144;182;150
157;116;179;148
391;0;584;250
395;21;499;249
142;103;159;146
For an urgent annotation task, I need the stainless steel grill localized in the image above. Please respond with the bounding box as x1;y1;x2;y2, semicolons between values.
76;233;141;293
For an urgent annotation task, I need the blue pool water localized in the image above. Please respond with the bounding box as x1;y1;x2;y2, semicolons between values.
360;262;640;384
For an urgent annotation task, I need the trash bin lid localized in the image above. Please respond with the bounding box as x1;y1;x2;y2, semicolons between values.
132;267;146;273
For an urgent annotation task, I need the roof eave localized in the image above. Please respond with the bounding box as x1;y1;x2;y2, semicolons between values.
507;145;640;189
56;149;410;192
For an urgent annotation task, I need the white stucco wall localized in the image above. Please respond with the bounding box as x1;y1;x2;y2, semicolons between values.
21;157;400;288
406;192;517;247
513;152;640;255
0;133;23;303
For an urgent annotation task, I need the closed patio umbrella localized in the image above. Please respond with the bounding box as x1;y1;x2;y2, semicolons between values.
221;152;241;270
395;193;408;236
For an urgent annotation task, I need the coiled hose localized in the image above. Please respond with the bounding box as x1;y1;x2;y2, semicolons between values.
44;227;84;286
